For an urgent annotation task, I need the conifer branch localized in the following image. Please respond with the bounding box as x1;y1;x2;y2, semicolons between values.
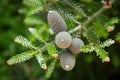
7;51;36;65
35;52;47;70
7;0;117;77
99;39;115;48
75;0;116;33
14;35;36;49
29;28;46;43
116;32;120;43
47;43;58;58
83;6;106;26
86;29;100;44
95;49;108;62
45;59;57;78
69;6;108;33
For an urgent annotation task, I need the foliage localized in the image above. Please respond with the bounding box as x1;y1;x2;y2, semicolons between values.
116;32;120;43
7;50;36;65
45;59;57;78
0;0;120;80
35;52;47;69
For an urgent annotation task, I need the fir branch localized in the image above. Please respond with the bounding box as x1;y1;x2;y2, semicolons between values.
29;28;46;43
23;0;41;7
57;8;75;22
24;0;46;15
86;29;100;44
69;25;82;33
57;9;81;24
69;6;108;33
99;39;115;48
46;0;87;22
104;17;119;27
115;32;120;43
24;16;44;25
23;0;45;15
14;35;36;49
81;45;95;53
26;1;115;63
83;6;106;26
7;51;36;65
81;39;114;62
46;6;75;22
59;0;87;17
44;56;53;62
35;52;47;70
45;59;57;78
95;48;108;62
93;22;109;38
104;17;119;32
35;42;54;53
47;43;58;58
36;46;47;52
27;5;42;15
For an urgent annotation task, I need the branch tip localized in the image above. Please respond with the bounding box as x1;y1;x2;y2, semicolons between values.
7;60;12;65
43;64;48;70
104;57;110;62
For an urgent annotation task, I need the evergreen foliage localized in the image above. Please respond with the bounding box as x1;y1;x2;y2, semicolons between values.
47;44;58;57
116;32;120;43
7;50;36;65
81;39;115;62
14;35;35;49
45;59;57;78
6;0;120;79
86;29;100;44
35;52;47;69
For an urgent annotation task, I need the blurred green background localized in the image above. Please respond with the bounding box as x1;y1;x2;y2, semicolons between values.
0;0;120;80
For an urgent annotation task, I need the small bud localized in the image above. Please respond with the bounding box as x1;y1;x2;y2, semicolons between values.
53;54;59;58
107;26;114;32
104;57;110;62
43;64;47;70
60;52;76;71
55;31;72;49
7;60;11;65
14;38;19;42
69;38;84;54
82;32;87;38
28;28;34;32
89;43;94;46
102;0;112;9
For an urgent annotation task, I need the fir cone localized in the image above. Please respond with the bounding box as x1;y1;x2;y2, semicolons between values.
55;31;72;49
60;52;76;71
69;38;84;54
47;11;67;34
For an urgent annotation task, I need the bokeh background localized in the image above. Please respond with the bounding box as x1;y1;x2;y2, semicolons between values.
0;0;120;80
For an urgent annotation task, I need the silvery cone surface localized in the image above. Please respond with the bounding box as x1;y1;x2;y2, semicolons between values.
69;38;84;54
60;52;76;71
47;11;67;34
55;31;72;49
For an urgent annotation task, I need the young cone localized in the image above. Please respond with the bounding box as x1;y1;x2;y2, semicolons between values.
47;11;67;34
55;31;72;49
60;52;76;71
69;38;84;54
